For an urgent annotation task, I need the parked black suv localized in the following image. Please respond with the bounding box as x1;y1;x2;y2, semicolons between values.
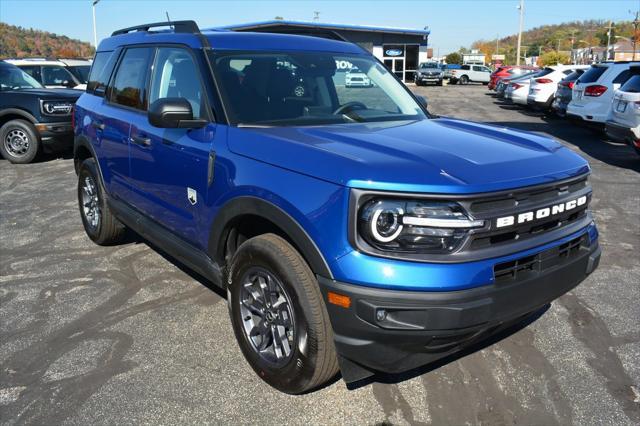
0;61;81;163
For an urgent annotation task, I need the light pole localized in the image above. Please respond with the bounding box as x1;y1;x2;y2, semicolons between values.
516;0;525;65
92;0;101;48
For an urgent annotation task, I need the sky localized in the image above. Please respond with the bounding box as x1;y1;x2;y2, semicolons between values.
0;0;637;54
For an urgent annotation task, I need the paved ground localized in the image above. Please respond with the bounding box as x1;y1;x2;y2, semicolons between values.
1;84;639;425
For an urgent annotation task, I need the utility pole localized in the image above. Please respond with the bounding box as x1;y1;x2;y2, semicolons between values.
496;34;499;54
605;21;614;61
631;10;639;60
92;0;101;47
516;0;525;65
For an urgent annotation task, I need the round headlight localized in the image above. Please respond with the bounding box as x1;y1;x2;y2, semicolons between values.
370;206;404;242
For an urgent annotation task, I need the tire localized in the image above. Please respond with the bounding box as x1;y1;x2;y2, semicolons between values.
77;158;126;245
437;80;443;86
228;233;338;394
460;75;469;85
0;119;40;164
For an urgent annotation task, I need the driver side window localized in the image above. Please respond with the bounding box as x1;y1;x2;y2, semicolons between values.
149;48;203;118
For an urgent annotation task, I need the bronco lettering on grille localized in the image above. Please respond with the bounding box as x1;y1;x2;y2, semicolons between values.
495;195;587;228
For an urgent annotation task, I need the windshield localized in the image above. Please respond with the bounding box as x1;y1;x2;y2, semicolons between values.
210;52;426;126
67;65;91;83
419;63;439;69
0;65;44;91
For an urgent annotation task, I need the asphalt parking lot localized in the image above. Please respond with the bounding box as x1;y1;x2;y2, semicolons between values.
1;84;639;425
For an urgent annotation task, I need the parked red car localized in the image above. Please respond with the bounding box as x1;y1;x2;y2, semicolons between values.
489;65;539;90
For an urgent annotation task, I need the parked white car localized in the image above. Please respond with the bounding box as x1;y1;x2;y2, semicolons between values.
5;58;87;90
345;67;372;88
449;64;492;85
527;65;590;110
567;61;638;124
58;58;92;85
605;66;640;156
505;71;542;105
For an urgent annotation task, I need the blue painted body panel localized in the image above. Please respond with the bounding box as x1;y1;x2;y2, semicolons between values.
76;28;599;293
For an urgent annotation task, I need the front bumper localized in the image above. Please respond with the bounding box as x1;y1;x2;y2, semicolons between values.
35;121;73;152
416;75;443;83
319;230;600;381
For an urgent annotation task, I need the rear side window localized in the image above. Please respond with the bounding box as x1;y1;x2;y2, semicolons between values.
109;47;153;110
578;66;607;84
613;69;631;85
620;75;640;93
563;70;583;82
87;51;118;95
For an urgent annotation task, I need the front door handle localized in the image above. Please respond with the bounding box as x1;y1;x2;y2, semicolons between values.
130;136;151;147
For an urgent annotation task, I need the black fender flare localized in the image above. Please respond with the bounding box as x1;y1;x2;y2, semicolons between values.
0;108;38;124
73;135;107;192
208;196;333;279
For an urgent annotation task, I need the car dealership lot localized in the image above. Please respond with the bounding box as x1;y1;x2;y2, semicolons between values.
0;85;638;425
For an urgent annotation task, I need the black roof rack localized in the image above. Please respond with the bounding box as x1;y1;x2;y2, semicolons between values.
111;20;200;36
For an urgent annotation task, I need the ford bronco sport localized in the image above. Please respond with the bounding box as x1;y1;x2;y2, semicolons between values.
73;21;601;394
1;61;80;164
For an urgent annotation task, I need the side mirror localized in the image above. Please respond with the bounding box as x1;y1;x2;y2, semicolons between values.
416;95;428;109
62;80;76;88
148;98;207;128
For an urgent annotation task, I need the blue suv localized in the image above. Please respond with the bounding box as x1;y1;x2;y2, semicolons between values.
74;21;601;394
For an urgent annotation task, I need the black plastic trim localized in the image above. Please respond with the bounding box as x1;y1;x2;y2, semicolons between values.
208;196;333;279
108;197;223;287
0;108;38;124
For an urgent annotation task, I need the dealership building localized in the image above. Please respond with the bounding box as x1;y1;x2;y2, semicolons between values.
222;20;431;82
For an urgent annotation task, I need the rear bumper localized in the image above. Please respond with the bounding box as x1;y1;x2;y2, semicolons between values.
566;104;607;123
605;120;639;145
319;234;600;381
35;121;73;152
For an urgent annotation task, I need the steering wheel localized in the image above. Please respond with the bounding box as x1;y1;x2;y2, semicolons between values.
333;101;367;116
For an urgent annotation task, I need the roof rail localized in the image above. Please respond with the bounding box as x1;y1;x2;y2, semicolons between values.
111;20;200;36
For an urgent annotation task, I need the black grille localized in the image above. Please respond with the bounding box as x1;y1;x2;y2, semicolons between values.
494;235;586;283
459;175;591;252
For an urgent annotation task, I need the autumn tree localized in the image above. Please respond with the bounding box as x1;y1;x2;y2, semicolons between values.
445;52;462;64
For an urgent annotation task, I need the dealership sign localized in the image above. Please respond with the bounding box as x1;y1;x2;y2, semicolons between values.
385;49;403;57
492;54;506;60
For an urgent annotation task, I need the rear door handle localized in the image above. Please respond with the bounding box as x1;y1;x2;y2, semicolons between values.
130;136;151;147
92;121;105;131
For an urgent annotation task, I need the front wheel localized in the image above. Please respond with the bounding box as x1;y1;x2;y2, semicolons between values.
0;119;40;164
228;234;338;394
78;158;126;245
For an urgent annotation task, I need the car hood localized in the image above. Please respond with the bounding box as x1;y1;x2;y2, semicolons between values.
227;118;589;194
7;88;82;100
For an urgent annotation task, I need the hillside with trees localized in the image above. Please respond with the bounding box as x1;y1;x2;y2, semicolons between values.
467;19;637;65
0;22;94;59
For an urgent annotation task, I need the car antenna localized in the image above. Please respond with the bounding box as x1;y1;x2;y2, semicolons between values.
165;12;173;30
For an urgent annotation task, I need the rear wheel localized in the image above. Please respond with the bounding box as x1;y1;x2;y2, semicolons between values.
78;158;126;245
0;119;39;164
228;234;338;394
